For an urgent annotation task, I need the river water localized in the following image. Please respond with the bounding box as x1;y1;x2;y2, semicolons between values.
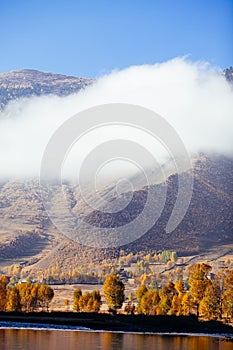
0;323;232;350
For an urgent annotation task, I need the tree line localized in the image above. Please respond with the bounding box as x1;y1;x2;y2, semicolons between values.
73;264;233;321
1;263;233;321
136;263;233;320
0;276;54;312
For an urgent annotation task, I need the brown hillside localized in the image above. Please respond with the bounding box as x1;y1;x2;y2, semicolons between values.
0;154;232;272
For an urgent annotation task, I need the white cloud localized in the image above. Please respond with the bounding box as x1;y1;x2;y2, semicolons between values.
0;57;232;179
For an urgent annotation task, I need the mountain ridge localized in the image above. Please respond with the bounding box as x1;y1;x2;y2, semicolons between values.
0;69;94;109
1;66;232;109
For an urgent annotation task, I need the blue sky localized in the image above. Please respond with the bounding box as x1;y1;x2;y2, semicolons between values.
1;0;232;77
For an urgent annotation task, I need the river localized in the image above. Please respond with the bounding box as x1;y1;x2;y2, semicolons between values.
0;323;232;350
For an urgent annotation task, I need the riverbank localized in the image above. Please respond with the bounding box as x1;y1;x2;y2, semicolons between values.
0;312;233;336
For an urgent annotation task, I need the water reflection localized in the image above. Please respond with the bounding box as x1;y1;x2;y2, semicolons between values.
0;329;232;350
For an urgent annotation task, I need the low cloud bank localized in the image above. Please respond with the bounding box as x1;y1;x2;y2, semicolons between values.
0;58;232;179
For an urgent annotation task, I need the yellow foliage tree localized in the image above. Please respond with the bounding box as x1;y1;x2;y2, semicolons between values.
6;287;21;312
17;282;36;312
189;263;211;316
171;294;183;315
103;274;125;314
159;281;177;314
74;289;101;312
136;284;148;306
0;275;8;311
73;288;82;311
181;293;194;316
174;280;185;294
37;284;54;311
199;281;221;320
140;290;160;315
222;270;233;319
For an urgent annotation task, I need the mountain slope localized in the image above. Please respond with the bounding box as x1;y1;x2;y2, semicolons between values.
0;69;94;108
81;154;233;255
0;154;232;273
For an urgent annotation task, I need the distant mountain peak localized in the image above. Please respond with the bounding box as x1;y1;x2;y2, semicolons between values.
223;66;233;84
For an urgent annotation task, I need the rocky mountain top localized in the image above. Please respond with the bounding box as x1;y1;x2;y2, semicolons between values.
224;66;233;84
0;69;94;109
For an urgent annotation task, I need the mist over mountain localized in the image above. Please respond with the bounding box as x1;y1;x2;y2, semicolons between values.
0;59;233;179
0;60;232;274
0;153;232;274
0;65;232;110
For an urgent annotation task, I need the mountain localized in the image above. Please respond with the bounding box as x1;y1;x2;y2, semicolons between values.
0;69;94;109
0;154;232;274
0;66;232;110
0;67;232;275
124;154;233;254
71;153;233;255
224;66;233;84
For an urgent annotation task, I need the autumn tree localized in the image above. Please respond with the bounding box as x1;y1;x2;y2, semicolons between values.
74;288;82;299
79;291;101;312
159;281;177;314
74;289;101;312
17;282;36;312
0;276;9;311
140;290;160;315
189;263;211;316
37;284;54;311
78;293;90;311
16;282;53;312
73;288;82;311
90;290;102;312
30;284;40;311
6;287;21;312
171;280;186;315
174;280;185;294
181;293;194;316
103;274;125;314
222;270;233;320
171;294;183;315
136;284;148;307
199;281;221;320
